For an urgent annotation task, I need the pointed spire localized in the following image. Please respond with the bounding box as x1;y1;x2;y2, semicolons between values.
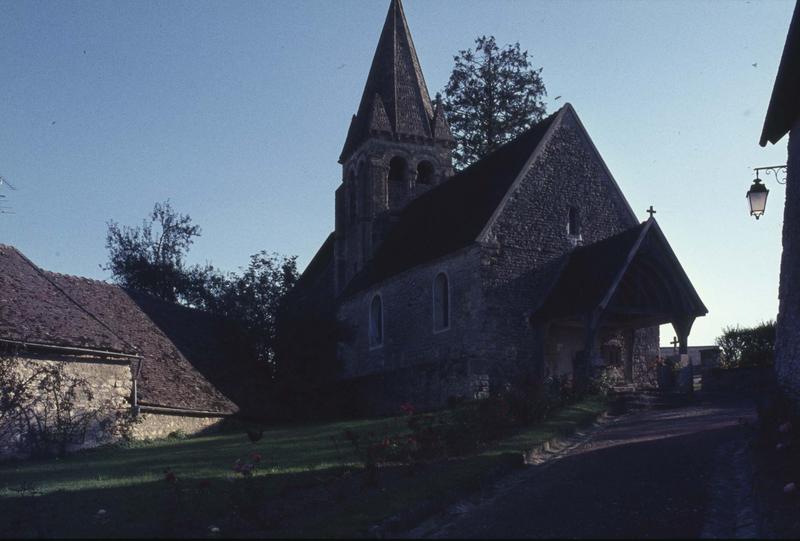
339;0;437;163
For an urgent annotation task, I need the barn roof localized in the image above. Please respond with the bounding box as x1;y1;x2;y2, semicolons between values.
760;2;800;146
0;245;132;354
0;245;238;415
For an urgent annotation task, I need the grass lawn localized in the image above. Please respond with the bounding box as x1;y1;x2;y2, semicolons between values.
0;396;606;538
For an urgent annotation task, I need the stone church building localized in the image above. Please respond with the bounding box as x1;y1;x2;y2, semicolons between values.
291;0;708;413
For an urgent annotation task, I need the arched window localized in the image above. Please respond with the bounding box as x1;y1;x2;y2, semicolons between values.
388;156;407;183
568;206;581;236
369;294;383;348
417;161;435;185
433;273;450;331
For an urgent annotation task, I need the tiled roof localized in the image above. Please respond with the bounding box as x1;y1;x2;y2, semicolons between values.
47;273;239;414
0;245;132;354
344;109;560;296
0;244;238;415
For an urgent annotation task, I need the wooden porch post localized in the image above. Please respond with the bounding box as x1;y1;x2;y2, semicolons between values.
672;316;696;393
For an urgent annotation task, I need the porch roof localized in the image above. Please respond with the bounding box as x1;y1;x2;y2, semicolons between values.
530;218;707;328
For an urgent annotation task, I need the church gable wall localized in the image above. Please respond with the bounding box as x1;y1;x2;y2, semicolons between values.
478;113;652;385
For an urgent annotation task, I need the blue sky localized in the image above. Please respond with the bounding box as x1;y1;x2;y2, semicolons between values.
0;0;795;346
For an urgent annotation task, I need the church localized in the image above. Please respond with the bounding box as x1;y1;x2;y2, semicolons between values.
291;0;707;413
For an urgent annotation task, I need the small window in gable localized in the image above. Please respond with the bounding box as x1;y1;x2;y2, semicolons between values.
568;206;581;237
369;294;383;348
433;272;450;331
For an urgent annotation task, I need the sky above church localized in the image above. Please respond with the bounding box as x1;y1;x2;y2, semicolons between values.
0;0;795;346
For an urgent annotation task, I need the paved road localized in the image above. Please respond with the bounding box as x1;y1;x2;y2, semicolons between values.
408;392;757;539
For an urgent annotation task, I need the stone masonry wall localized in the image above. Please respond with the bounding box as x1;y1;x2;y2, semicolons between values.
478;112;648;386
132;412;223;440
1;353;229;457
776;118;800;410
0;354;132;457
633;326;661;386
336;138;454;293
337;246;488;412
336;110;662;411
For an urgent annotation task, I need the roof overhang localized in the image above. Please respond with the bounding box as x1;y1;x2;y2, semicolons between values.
760;2;800;146
530;219;707;329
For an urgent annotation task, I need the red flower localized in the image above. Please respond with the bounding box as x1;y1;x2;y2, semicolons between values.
250;452;262;464
198;479;211;489
400;403;416;416
164;469;177;484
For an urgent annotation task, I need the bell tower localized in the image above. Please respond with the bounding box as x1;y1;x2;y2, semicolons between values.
335;0;454;294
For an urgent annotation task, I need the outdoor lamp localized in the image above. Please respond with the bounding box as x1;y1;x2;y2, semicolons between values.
746;176;769;219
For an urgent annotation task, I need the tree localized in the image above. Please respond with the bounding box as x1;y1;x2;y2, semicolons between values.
442;35;547;170
716;320;776;369
185;252;299;375
105;201;300;378
104;200;200;303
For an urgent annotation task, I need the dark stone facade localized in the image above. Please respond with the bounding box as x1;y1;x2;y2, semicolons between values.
290;0;681;415
775;119;800;408
336;111;660;414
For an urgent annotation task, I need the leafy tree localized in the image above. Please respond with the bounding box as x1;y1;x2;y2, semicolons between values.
185;252;299;375
104;200;300;378
716;320;776;369
442;35;547;170
104;200;200;303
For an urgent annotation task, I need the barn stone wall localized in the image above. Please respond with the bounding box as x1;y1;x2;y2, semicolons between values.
0;355;132;457
1;353;230;457
776;119;800;410
132;412;223;440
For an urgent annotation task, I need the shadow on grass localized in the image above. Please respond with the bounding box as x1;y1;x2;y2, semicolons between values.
0;397;608;538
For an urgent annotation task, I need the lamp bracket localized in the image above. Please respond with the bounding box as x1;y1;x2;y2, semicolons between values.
754;165;788;185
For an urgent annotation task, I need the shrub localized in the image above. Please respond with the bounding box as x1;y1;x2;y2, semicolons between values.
716;320;775;369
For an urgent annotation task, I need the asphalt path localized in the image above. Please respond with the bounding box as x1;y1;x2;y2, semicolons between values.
408;393;757;539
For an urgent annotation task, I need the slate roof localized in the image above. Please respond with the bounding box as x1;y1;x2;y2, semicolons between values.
531;222;650;322
343;108;561;296
760;1;800;146
0;244;238;415
339;0;451;163
47;273;239;414
293;232;335;292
